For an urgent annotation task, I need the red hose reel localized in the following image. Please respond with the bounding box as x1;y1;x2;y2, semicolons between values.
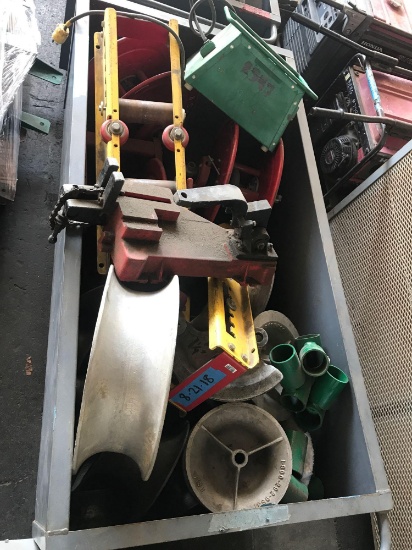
89;19;283;205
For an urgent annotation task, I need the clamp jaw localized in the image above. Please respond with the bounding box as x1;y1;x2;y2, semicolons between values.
48;158;123;243
48;161;276;286
174;186;272;255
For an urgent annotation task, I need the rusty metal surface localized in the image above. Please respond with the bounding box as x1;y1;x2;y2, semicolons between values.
106;185;277;285
119;98;174;125
369;0;412;35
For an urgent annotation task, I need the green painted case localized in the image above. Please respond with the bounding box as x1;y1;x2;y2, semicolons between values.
184;7;317;151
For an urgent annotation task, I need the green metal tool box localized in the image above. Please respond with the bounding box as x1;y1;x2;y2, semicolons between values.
184;7;318;151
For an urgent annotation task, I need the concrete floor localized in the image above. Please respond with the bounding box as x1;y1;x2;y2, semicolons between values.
0;0;66;539
0;0;378;547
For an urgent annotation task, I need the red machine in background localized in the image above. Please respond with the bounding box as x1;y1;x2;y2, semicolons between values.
309;56;412;208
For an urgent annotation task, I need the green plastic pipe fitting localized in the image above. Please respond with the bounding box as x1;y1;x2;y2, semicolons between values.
280;474;309;504
295;334;330;377
293;334;322;352
285;429;308;478
270;344;311;411
280;377;312;413
310;364;349;410
296;365;349;431
271;339;349;420
295;404;325;432
269;344;305;392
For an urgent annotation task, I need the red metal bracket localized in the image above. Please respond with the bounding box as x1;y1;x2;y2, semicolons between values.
104;181;277;285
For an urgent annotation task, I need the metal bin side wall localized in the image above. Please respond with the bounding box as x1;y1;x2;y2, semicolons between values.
32;0;390;544
268;105;388;499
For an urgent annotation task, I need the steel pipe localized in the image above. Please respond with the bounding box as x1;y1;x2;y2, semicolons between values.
310;107;412;135
119;98;183;126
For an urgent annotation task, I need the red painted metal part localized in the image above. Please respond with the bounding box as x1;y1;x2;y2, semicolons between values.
235;3;274;21
104;183;276;286
169;351;248;412
354;69;411;157
259;138;284;206
369;0;412;34
121;73;173;142
145;157;167;180
204;118;284;221
100;120;115;143
121;73;195;142
162;125;189;151
100;120;130;145
88;24;171;154
116;18;169;42
216;120;240;185
117;39;170;96
88;33;170;110
122;71;171;101
86;131;157;157
205;120;239;221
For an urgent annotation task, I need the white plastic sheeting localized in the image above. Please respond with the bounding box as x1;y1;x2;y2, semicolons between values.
0;0;40;200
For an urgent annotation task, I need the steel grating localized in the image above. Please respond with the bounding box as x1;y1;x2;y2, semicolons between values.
329;149;412;550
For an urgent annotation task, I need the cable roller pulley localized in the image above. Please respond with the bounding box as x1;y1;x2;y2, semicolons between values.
100;120;129;145
185;403;292;512
162;124;190;151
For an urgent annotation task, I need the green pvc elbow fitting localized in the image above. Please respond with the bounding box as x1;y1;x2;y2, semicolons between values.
280;474;309;504
299;341;330;378
295;404;325;432
310;365;349;410
294;334;322;353
280;377;312;413
269;343;305;393
285;429;308;478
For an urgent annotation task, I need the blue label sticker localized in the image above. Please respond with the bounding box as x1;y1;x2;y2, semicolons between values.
171;367;227;406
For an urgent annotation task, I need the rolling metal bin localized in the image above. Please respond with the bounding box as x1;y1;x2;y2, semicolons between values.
15;0;392;548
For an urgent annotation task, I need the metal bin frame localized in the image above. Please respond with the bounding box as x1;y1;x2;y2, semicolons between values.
0;0;392;548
